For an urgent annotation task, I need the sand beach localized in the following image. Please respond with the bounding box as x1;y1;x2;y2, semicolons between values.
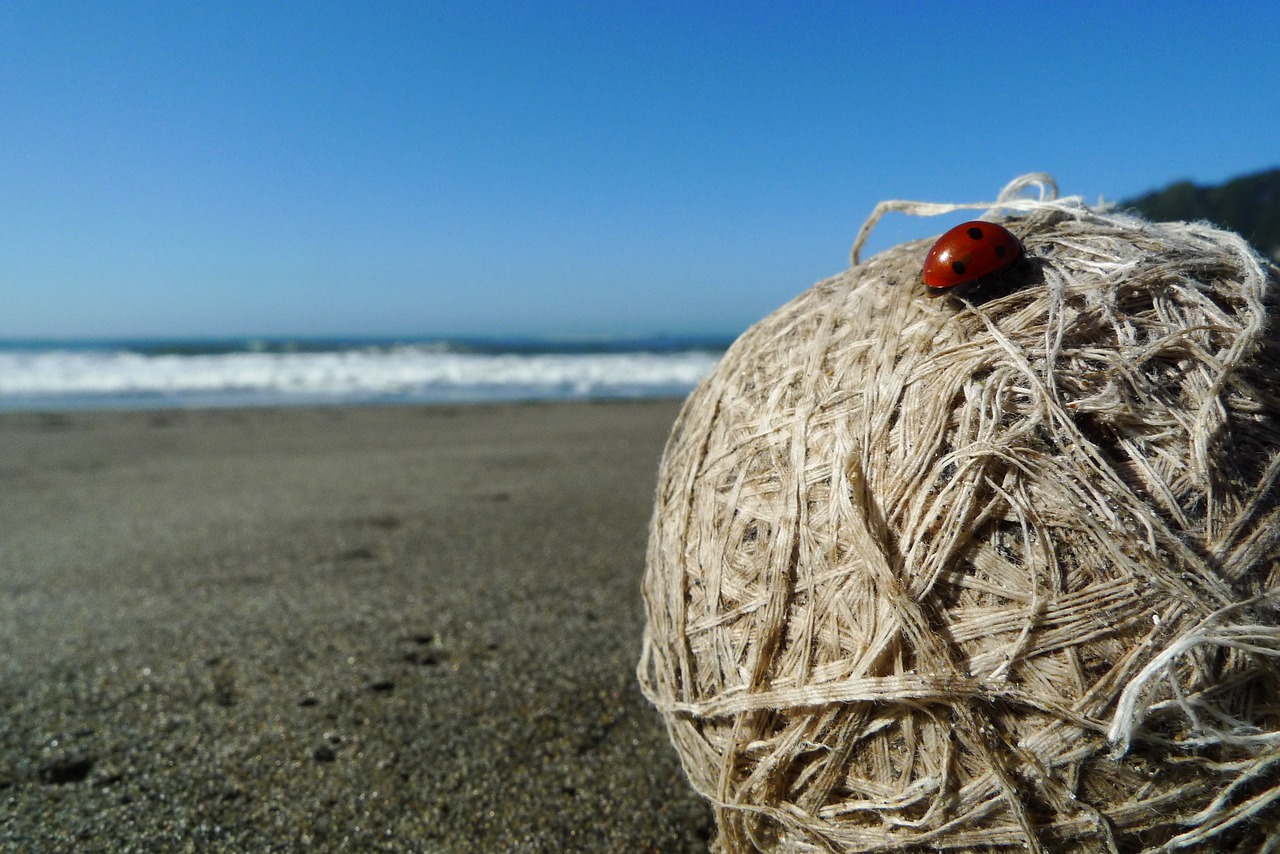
0;400;712;851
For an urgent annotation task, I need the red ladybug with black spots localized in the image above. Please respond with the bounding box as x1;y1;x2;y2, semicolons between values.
922;220;1023;291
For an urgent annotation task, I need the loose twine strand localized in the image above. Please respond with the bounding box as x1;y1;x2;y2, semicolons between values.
641;175;1280;852
849;173;1064;266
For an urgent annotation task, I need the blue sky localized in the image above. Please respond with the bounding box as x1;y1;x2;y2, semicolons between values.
3;1;1278;340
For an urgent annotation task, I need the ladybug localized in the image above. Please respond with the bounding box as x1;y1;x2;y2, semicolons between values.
921;220;1023;291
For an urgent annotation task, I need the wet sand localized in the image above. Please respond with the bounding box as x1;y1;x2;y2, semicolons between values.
0;401;712;852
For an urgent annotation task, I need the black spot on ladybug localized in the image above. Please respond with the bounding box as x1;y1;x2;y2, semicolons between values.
966;226;984;240
951;261;966;275
995;245;1007;257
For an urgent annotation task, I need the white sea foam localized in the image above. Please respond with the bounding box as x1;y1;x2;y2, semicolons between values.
0;346;722;409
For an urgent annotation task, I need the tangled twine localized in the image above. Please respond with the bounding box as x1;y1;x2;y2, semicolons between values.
639;175;1280;852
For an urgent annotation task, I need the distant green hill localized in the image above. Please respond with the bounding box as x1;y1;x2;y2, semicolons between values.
1121;168;1280;261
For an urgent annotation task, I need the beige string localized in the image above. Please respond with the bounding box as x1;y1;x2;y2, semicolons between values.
641;175;1280;852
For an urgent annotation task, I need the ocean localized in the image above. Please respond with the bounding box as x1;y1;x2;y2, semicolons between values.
0;336;730;411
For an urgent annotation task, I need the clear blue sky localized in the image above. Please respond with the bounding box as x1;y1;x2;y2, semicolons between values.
4;1;1278;340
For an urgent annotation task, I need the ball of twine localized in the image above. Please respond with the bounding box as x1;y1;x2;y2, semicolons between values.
639;174;1280;852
